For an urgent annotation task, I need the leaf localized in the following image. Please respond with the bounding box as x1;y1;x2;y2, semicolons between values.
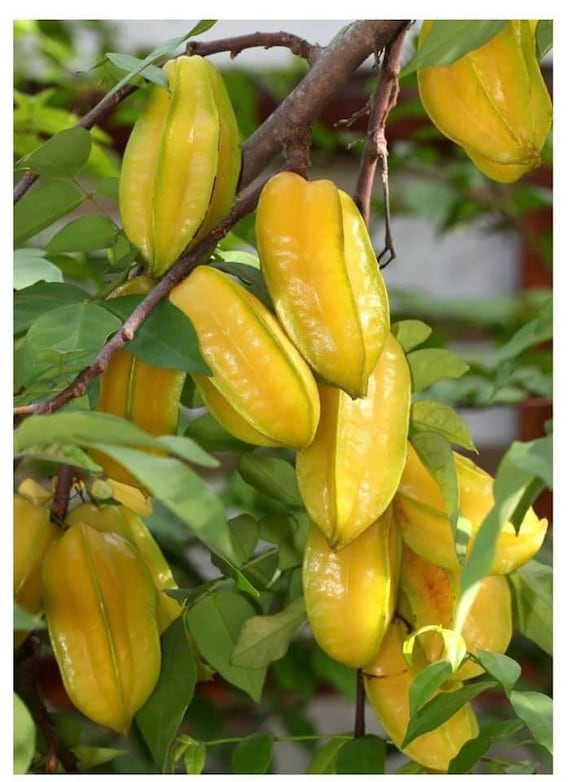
536;20;553;60
14;603;45;632
73;746;128;772
13;693;35;774
411;400;476;452
335;735;386;774
21;302;121;386
509;559;553;655
185;412;253;453
258;513;307;570
186;590;266;702
228;514;259;565
476;651;521;696
305;737;351;773
407;348;469;393
508;435;553;490
13;249;63;290
402;20;508;75
156;435;219;468
17;127;91;177
183;741;207;774
136;617;197;771
408;660;454;715
402;681;494;747
232;597;306;669
14;281;88;335
231;733;274;774
494;299;552;363
510;691;552;755
391;319;432;353
105;52;168;87
47;215;119;254
448;719;524;773
237;453;303;507
210;258;273;310
102;296;210;374
14;179;84;245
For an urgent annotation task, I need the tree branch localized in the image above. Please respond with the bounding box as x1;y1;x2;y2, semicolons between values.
187;31;322;65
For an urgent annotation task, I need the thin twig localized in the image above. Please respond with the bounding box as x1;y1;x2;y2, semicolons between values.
354;668;366;738
354;22;410;254
187;31;322;65
49;464;76;527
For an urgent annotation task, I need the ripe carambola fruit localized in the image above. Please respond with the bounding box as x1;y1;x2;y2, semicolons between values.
255;171;390;399
169;264;320;450
303;506;401;669
93;275;185;487
394;443;548;573
397;545;512;680
296;332;410;548
364;619;479;772
65;502;181;633
417;20;552;183
42;523;161;735
14;484;60;618
119;55;241;276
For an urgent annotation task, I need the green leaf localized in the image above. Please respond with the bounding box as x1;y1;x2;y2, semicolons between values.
14;603;45;632
183;741;207;774
237;453;303;507
185;412;253;453
13;694;35;774
14;281;88;335
536;20;553;60
391;319;432;353
73;746;128;772
448;719;524;773
186;590;266;701
156;435;219;469
335;735;386;774
402;20;508;76
47;215;119;254
305;737;351;773
510;691;552;754
476;650;521;696
407;348;469;393
136;617;197;771
408;660;454;715
105;52;168;87
509;559;553;655
402;681;494;747
508;436;552;490
14;180;84;245
231;733;274;774
15;442;104;472
411;400;476;452
494;299;552;363
17;127;91;177
102;296;210;374
13;249;63;290
21;302;121;385
258;513;307;570
232;597;307;669
228;514;259;565
210;258;273;310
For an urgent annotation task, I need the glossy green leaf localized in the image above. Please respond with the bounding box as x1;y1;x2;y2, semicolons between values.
13;694;35;774
408;660;454;715
510;691;552;754
476;650;521;696
183;742;207;774
106;52;167;87
102;296;210;374
186;590;266;701
47;215;119;254
231;733;274;774
17;126;91;177
402;20;508;76
391;319;432;353
136;618;197;771
13;249;63;290
237;453;303;507
335;735;386;774
407;348;469;393
305;737;351;773
509;559;553;655
14;281;88;335
448;719;524;773
411;400;476;452
21;302;121;385
232;597;306;669
14;180;84;245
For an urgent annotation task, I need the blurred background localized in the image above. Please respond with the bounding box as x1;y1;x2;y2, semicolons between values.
14;19;553;773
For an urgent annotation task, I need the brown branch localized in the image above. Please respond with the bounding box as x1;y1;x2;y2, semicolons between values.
49;465;76;527
13;179;267;419
354;668;366;737
187;31;322;65
354;23;410;242
240;20;411;188
13;83;138;204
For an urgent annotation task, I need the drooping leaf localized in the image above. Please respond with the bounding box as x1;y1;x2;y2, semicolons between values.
182;741;207;774
237;453;303;507
476;650;521;696
510;691;552;755
231;733;274;774
13;694;36;775
335;735;386;774
411;400;477;452
402;20;508;76
186;589;266;701
232;597;307;669
136;617;197;771
14;180;84;245
13;249;63;290
407;348;469;393
17;126;91;177
391;319;432;353
509;559;553;655
156;435;219;469
407;660;454;715
305;736;352;774
448;719;524;773
47;215;119;254
14;281;88;335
